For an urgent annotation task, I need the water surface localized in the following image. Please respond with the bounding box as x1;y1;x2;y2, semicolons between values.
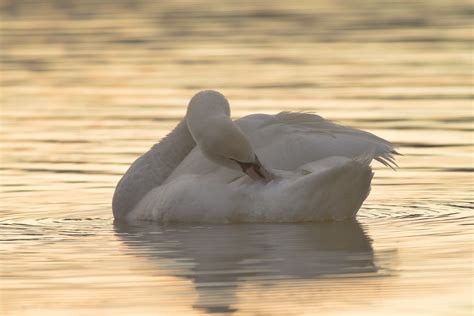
1;0;472;315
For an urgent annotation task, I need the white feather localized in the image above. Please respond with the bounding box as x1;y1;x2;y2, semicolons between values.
113;91;398;222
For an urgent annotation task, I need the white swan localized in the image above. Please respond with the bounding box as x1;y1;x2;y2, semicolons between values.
113;90;397;223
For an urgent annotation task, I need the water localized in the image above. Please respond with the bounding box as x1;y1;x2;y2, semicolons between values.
1;0;472;314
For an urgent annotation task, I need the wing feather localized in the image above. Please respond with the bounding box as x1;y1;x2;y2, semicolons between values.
239;111;398;170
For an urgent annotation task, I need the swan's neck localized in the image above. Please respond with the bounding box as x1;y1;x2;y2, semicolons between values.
149;119;196;182
112;119;195;219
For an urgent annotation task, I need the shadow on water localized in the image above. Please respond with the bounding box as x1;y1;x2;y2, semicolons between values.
114;220;376;314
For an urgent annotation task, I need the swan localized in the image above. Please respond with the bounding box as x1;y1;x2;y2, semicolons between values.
112;90;397;222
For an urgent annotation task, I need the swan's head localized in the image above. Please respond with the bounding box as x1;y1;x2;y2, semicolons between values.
186;90;272;182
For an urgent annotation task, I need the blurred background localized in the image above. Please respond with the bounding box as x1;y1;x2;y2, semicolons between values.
1;0;472;315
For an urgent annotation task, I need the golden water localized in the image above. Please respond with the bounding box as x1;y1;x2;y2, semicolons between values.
1;0;472;315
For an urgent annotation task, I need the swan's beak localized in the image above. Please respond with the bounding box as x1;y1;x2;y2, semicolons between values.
235;155;273;183
245;163;273;183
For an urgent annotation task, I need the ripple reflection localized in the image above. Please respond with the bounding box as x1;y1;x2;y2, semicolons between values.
115;220;378;314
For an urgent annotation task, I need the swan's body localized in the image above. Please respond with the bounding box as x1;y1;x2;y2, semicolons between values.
113;90;397;222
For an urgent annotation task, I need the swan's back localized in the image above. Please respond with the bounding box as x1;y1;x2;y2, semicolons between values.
167;111;397;182
249;112;397;170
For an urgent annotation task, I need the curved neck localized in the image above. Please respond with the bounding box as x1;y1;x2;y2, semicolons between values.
150;119;196;180
113;119;196;219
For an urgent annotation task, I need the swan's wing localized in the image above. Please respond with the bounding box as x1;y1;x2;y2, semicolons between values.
238;112;398;171
167;111;397;183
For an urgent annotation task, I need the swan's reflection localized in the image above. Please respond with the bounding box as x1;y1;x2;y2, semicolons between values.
114;220;375;314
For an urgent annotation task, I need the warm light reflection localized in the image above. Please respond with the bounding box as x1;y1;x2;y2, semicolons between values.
1;0;472;315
